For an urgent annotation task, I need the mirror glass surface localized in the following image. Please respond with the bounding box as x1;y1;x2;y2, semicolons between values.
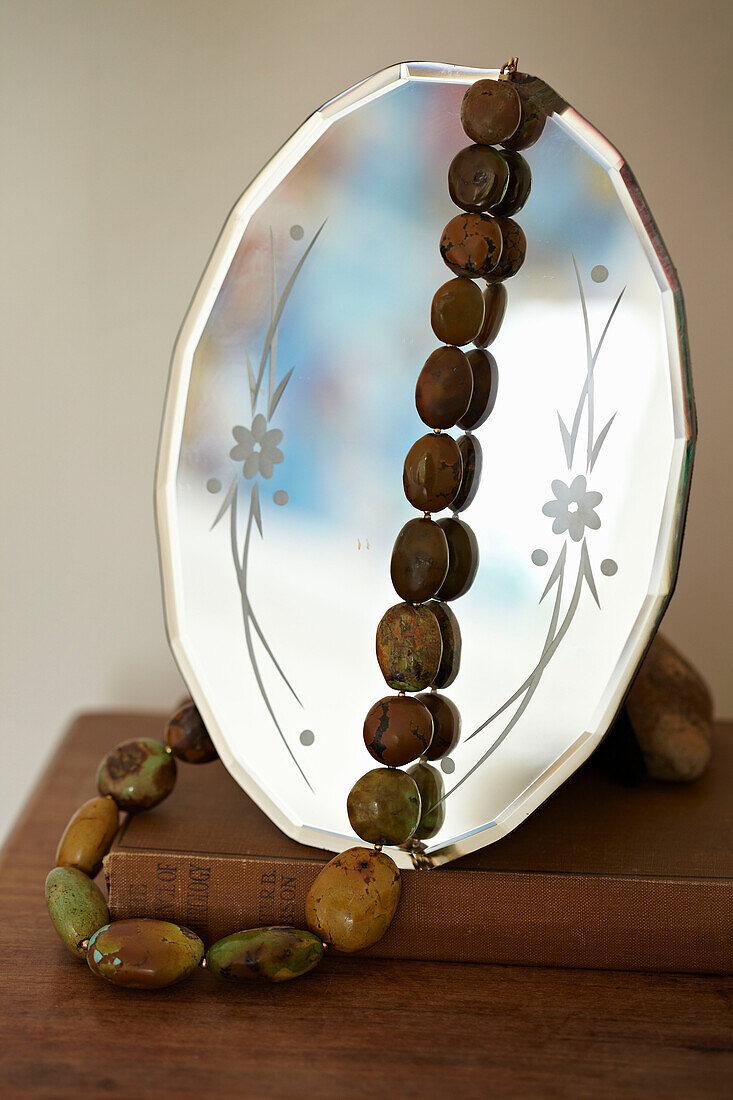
157;65;693;866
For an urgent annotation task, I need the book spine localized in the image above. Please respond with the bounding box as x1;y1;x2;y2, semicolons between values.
105;850;733;974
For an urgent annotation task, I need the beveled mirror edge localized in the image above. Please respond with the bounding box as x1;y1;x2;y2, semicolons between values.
154;62;695;870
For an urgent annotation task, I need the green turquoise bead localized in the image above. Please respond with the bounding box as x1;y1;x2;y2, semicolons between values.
45;866;110;959
408;762;446;840
97;738;177;812
347;767;421;846
87;918;204;988
206;927;324;983
305;847;402;953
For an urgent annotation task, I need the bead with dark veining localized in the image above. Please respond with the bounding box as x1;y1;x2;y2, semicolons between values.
417;691;462;760
165;702;218;764
458;349;498;432
305;846;402;953
437;517;480;601
408;762;446;839
448;144;509;214
493;150;532;217
403;432;463;513
87;919;204;989
461;78;521;145
97;738;176;812
347;769;421;846
206;927;323;983
474;283;507;349
363;695;433;767
390;517;449;603
376;602;443;692
415;346;473;429
426;600;462;689
501;74;547;152
487;216;526;282
55;796;119;877
431;277;485;346
440;212;502;279
453;434;482;513
45;866;110;959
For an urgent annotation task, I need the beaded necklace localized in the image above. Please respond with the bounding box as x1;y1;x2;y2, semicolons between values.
46;62;538;987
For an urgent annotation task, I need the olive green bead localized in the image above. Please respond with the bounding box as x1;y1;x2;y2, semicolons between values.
97;738;177;812
408;762;446;840
45;866;110;960
87;918;204;989
206;927;324;982
306;846;402;953
426;600;462;689
347;767;421;846
55;796;119;877
376;602;443;692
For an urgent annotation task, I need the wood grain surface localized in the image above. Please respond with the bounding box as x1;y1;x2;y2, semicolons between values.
0;712;731;1099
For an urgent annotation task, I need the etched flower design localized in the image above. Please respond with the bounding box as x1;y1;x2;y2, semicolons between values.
230;414;284;479
542;475;602;542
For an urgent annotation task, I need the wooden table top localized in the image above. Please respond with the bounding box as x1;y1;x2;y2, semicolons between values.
1;712;731;1099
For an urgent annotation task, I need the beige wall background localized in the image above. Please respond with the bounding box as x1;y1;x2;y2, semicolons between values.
1;0;730;843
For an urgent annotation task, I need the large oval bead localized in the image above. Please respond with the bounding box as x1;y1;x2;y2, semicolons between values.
452;434;482;513
390;517;448;603
376;602;443;692
363;694;433;767
45;866;110;959
436;518;480;601
460;78;521;145
55;796;119;877
347;767;421;846
426;600;462;689
416;691;462;760
97;738;177;812
493;150;532;218
87;919;204;988
403;433;463;513
206;927;323;983
440;212;502;280
431;277;484;346
458;350;498;432
165;702;218;764
474;283;507;349
415;346;473;429
305;846;402;953
448;144;509;214
408;762;446;840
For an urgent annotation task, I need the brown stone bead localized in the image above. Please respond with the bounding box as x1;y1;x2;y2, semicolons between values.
403;432;463;513
426;600;462;689
363;695;434;767
55;796;119;878
390;517;448;603
165;702;218;764
453;434;483;512
305;846;402;952
474;283;507;349
461;78;521;145
415;346;473;429
487;217;526;282
416;691;462;760
493;150;531;217
436;518;479;601
458;349;499;432
448;144;509;214
440;212;502;279
347;770;421;847
97;738;177;812
501;75;547;152
87;919;204;989
376;602;443;692
431;277;485;346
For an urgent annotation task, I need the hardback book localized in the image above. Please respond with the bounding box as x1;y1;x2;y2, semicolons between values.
105;714;733;974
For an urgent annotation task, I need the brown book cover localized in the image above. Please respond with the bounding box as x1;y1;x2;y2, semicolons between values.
105;718;733;973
